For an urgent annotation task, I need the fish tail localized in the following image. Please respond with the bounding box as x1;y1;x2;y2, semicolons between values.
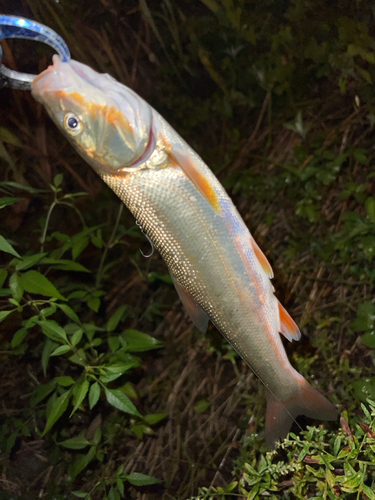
265;377;337;449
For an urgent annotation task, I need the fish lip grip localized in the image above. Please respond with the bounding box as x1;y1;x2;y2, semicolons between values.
0;15;70;90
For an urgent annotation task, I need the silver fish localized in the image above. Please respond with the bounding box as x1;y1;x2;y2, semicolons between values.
31;56;337;447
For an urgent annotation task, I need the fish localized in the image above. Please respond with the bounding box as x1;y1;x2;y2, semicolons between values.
31;55;337;448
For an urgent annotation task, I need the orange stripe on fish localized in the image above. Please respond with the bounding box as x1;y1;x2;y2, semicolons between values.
55;90;134;133
250;238;274;278
278;301;301;341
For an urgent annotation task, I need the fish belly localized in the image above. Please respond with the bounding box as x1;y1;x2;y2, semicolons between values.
101;165;299;401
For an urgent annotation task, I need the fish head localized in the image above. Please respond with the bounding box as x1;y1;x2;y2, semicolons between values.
31;56;152;174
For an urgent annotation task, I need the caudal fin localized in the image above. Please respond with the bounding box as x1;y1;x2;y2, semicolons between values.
265;378;337;449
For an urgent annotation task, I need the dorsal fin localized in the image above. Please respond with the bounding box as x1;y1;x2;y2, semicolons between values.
170;274;209;333
278;301;301;341
251;238;274;279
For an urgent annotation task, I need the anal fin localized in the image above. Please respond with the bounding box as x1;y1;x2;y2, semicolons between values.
278;301;301;341
251;238;274;279
171;274;209;333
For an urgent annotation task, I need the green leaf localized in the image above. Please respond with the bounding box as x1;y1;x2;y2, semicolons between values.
19;270;66;300
56;303;82;325
41;258;91;272
122;329;163;352
69;445;96;479
72;491;91;500
116;478;124;496
59;435;91;450
91;427;101;446
107;305;127;332
0;127;22;146
144;413;167;425
37;320;68;343
15;253;48;271
43;390;71;435
124;472;161;486
91;230;102;249
352;378;375;402
353;149;368;164
70;380;89;416
71;492;89;498
71;235;89;260
362;330;375;348
0;196;22;209
0;309;15;322
351;302;375;332
333;436;341;457
100;373;124;384
89;382;100;409
108;486;120;500
0;181;47;194
366;197;375;223
11;327;28;347
42;338;59;375
40;304;57;317
108;336;120;351
55;376;75;386
362;484;375;500
71;329;83;346
68;349;87;366
105;362;138;374
0;268;8;288
0;234;21;258
51;345;71;356
30;380;56;407
9;273;23;301
54;173;63;187
195;399;210;413
104;387;141;417
87;296;100;312
361;235;375;261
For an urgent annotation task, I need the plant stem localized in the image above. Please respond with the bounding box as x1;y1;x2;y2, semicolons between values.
95;203;124;289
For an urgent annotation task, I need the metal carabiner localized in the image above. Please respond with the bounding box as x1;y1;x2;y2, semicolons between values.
0;15;70;90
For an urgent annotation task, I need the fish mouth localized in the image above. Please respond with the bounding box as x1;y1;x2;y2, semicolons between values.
31;55;82;101
31;56;57;98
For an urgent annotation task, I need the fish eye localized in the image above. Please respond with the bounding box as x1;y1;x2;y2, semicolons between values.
64;112;82;136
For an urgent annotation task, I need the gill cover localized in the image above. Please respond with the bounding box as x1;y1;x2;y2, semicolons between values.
31;55;152;173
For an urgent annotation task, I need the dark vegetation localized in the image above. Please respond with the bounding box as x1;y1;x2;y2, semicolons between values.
0;0;375;498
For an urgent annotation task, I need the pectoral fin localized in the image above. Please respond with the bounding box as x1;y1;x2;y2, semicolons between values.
171;274;209;333
168;146;220;213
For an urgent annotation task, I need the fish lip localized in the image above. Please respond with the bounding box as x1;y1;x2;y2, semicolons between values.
32;54;60;83
32;57;56;87
31;64;53;92
31;55;71;99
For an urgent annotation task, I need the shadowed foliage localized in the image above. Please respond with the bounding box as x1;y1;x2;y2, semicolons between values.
0;1;375;499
